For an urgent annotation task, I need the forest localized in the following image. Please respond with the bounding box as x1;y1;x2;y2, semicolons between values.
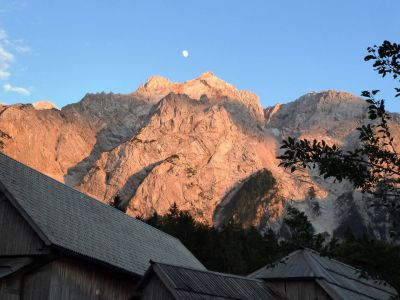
139;203;400;292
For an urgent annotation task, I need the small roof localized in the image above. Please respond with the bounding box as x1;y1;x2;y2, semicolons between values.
248;248;397;300
0;153;205;277
136;262;283;300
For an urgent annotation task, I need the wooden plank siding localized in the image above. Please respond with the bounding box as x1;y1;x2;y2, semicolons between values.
22;258;138;300
22;263;52;300
139;276;174;300
266;280;332;300
0;273;23;300
0;192;47;256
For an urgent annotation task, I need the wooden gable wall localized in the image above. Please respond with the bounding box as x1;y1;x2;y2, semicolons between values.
0;192;47;256
139;274;175;300
22;257;138;300
266;280;332;300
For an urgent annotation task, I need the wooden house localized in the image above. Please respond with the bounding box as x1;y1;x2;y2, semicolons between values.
248;248;398;300
134;261;284;299
0;153;205;299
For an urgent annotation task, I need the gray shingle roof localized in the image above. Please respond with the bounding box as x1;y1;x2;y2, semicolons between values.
0;153;205;276
138;262;283;299
248;249;398;300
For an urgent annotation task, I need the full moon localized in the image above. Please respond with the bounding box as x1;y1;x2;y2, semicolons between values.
182;50;189;58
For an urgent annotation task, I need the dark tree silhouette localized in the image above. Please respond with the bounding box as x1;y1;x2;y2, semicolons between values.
141;203;400;292
283;205;324;249
278;41;400;212
109;194;126;212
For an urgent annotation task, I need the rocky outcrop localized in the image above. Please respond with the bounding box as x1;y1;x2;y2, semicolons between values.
73;92;288;223
0;104;96;182
32;101;58;110
0;74;398;240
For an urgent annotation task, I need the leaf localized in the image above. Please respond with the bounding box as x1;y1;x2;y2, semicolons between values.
361;91;370;97
364;55;376;61
369;113;377;120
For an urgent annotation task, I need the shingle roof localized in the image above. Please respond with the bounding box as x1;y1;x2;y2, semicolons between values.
248;248;398;300
137;262;283;300
0;153;205;276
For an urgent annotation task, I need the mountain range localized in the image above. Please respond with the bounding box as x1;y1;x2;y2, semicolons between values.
1;72;399;240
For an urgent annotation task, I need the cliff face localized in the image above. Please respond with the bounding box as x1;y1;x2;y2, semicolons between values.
0;103;96;182
1;73;398;239
64;73;283;224
264;91;400;239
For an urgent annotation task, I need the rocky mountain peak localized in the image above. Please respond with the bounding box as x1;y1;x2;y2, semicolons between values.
187;72;240;96
132;73;265;120
142;75;174;90
32;101;58;110
300;90;362;105
197;71;216;79
265;90;368;144
264;103;281;124
1;74;398;242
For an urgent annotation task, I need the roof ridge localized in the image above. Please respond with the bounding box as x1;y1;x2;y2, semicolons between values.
172;286;247;300
303;248;365;273
154;261;266;283
248;249;305;278
0;152;184;244
0;152;111;207
318;278;395;299
298;249;320;277
152;262;278;300
305;251;394;294
0;152;206;276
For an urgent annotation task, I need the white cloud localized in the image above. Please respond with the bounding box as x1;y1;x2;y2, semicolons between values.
3;83;30;96
0;69;10;79
4;39;30;53
0;45;14;80
0;28;29;80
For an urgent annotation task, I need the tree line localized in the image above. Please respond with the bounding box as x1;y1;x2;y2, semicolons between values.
139;202;400;292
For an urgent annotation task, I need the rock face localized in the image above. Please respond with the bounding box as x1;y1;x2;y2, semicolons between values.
32;101;58;110
264;91;400;240
0;73;398;240
0;103;96;182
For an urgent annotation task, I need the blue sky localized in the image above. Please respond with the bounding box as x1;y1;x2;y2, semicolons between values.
0;0;399;110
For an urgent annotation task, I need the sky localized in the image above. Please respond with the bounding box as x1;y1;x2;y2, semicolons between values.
0;0;399;111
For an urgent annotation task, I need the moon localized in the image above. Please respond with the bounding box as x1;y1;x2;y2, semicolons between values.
182;50;189;58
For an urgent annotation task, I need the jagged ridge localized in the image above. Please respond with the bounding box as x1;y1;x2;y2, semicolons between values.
0;74;398;241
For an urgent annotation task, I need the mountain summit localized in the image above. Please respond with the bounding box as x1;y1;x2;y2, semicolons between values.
133;72;264;120
0;74;397;240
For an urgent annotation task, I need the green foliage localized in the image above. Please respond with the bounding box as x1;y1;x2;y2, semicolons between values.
364;41;400;82
324;236;400;292
143;202;286;275
306;187;321;217
278;41;400;233
284;205;314;244
109;194;126;212
279;41;400;193
283;205;324;249
141;203;400;292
